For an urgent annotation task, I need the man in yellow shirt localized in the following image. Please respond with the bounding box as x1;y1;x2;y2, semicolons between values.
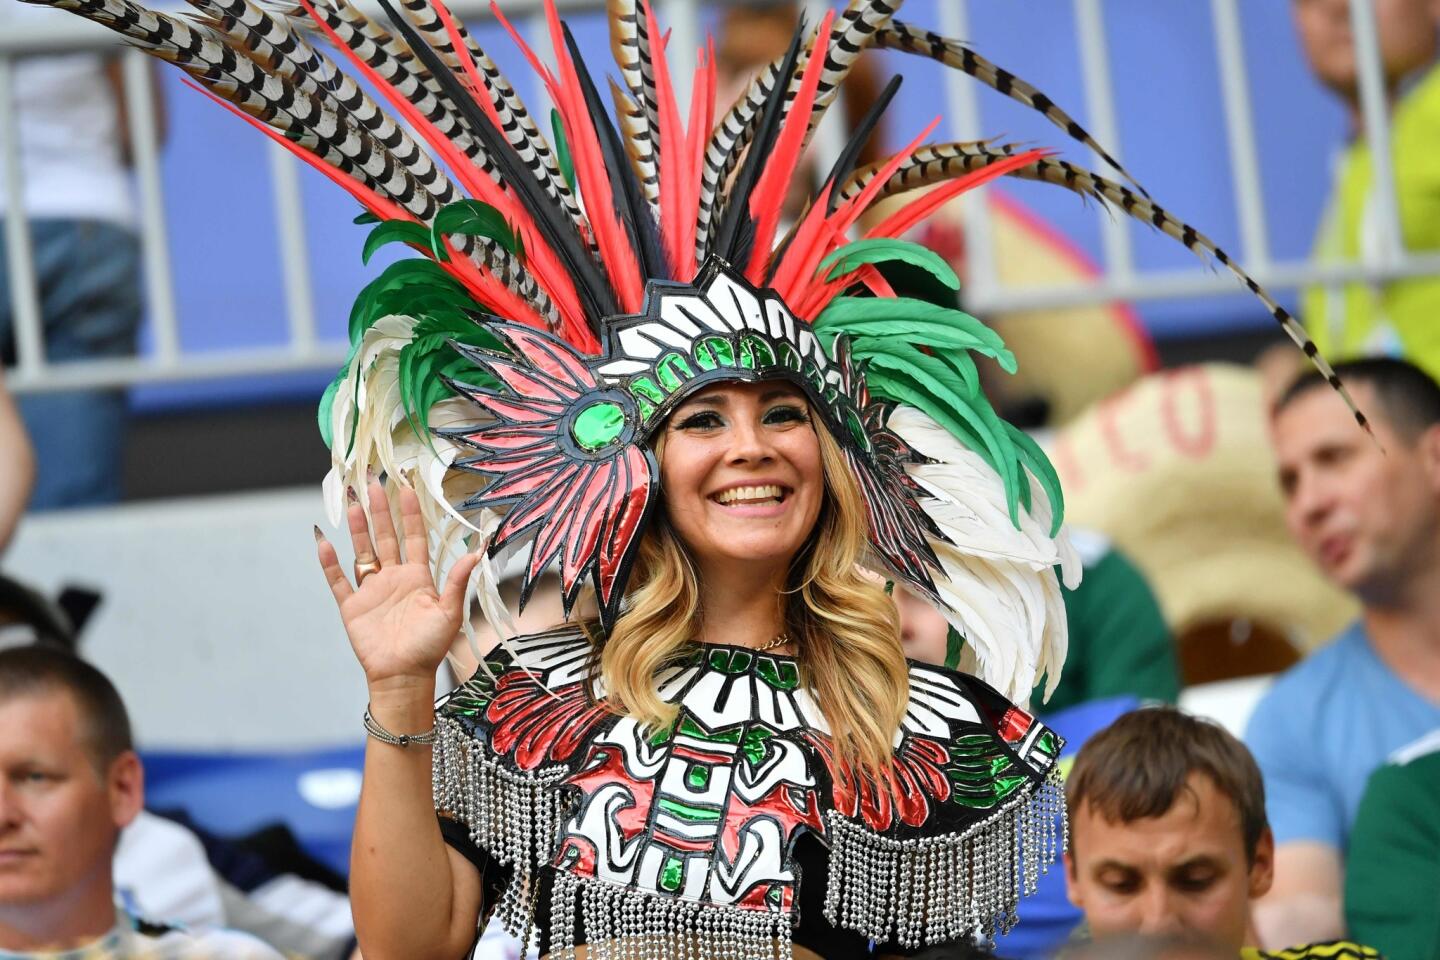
1293;0;1440;379
1063;707;1380;959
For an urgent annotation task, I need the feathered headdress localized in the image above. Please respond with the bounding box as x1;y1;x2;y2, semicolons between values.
31;0;1363;702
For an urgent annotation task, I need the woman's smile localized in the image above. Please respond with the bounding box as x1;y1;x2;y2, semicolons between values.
709;481;793;515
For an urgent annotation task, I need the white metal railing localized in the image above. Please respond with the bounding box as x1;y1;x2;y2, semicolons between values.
2;0;1434;397
944;0;1440;315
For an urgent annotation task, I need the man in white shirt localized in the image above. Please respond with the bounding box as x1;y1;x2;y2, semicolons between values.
0;644;280;958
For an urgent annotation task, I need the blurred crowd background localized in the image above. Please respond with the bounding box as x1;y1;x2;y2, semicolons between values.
2;0;1439;958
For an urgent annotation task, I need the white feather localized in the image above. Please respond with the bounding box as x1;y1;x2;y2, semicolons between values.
887;405;1079;703
320;315;516;648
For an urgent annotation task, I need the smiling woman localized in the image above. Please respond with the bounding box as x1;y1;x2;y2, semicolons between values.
319;266;1077;960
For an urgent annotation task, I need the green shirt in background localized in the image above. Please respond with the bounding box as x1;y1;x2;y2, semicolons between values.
1303;63;1440;381
1344;730;1440;960
1033;531;1179;714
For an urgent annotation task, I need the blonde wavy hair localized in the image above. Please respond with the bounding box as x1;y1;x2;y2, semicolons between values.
589;418;910;775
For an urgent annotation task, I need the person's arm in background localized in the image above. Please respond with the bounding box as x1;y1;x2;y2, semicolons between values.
0;369;36;554
1245;688;1346;947
1256;845;1344;948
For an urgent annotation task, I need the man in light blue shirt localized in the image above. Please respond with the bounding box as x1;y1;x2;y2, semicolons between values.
1250;357;1440;948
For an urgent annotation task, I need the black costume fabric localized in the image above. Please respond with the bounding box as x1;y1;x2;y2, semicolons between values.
432;630;1064;957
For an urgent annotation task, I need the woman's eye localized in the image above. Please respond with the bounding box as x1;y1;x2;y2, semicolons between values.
763;405;809;425
673;411;723;431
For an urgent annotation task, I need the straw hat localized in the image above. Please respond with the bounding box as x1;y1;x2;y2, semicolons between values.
1050;363;1357;649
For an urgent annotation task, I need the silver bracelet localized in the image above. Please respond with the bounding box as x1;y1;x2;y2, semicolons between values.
363;706;438;747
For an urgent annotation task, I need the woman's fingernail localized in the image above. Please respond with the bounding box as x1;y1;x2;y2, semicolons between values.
366;466;377;484
313;525;325;543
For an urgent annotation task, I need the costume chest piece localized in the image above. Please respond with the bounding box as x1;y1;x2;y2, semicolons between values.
432;631;1067;956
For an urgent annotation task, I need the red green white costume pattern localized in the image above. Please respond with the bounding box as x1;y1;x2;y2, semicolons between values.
434;629;1064;954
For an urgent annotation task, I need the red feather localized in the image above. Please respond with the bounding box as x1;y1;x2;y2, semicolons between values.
297;0;590;343
768;120;940;316
745;11;836;282
641;0;688;278
683;41;718;279
500;0;644;314
865;148;1048;241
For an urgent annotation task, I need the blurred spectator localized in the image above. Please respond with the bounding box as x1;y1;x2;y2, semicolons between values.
0;644;279;957
1051;365;1358;680
0;370;34;555
1064;706;1379;960
1343;728;1440;960
1291;0;1440;380
1054;934;1235;960
1250;357;1440;945
0;3;165;509
895;528;1178;713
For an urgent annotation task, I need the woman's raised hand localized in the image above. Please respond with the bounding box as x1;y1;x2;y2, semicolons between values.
315;481;480;690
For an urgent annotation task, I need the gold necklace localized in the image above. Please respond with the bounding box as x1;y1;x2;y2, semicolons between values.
753;633;791;653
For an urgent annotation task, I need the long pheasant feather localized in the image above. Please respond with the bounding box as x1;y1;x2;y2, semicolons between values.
875;19;1150;198
745;11;835;282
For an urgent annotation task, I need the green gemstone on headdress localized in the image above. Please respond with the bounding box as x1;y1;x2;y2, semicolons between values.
845;408;870;452
695;335;734;370
738;334;776;370
571;400;626;451
657;352;695;392
660;855;684;892
631;376;665;407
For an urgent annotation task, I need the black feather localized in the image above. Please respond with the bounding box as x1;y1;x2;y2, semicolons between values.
710;19;807;268
822;73;902;215
375;0;618;328
561;24;668;283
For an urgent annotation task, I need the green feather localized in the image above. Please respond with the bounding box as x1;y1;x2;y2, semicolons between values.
551;109;577;195
855;348;1022;524
814;296;1015;371
429;199;523;264
361;220;431;265
815;294;1068;531
353;209;380;225
1005;422;1065;533
397;314;505;447
820;238;961;290
323;259;487;452
316;364;348;448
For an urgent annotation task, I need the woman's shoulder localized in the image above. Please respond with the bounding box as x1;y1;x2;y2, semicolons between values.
484;624;593;676
437;625;595;723
903;657;1064;776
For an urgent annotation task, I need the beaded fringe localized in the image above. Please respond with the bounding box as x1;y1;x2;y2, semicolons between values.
431;717;569;947
823;764;1067;948
435;715;1065;955
547;870;794;960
